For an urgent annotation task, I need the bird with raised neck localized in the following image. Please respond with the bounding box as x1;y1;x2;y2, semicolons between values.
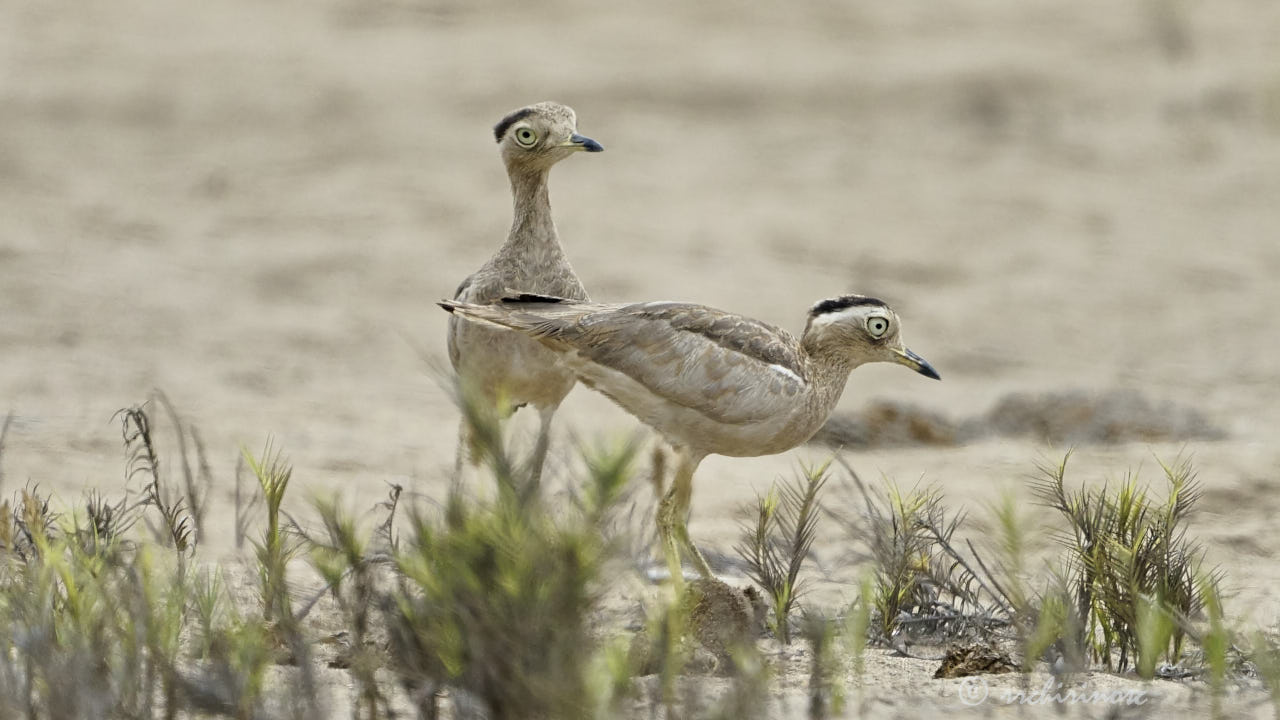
447;102;603;487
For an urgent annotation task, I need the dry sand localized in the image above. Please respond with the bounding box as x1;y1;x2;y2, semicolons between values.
2;0;1279;716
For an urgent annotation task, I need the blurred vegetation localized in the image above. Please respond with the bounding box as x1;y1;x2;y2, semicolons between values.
0;395;1270;718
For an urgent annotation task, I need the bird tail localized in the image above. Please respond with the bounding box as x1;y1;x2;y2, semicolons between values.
437;296;588;340
437;300;525;331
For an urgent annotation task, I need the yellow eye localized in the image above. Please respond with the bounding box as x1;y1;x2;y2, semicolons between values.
866;316;889;338
514;127;538;148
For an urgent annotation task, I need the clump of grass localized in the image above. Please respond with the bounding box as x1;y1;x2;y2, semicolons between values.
635;591;694;715
864;480;938;639
801;612;845;719
575;436;640;527
1023;578;1087;673
306;495;391;718
8;484;60;561
117;403;196;557
720;646;772;720
1032;452;1219;673
975;491;1091;672
451;379;523;501
191;566;226;659
588;635;638;719
1249;631;1280;717
1135;592;1177;679
387;496;603;719
241;439;297;625
843;573;874;715
152;389;213;544
2;381;1265;717
180;604;277;717
77;490;138;558
0;483;226;719
1196;573;1232;718
233;452;261;551
982;493;1035;619
384;390;639;720
374;482;403;553
0;397;334;719
734;461;828;644
835;465;997;643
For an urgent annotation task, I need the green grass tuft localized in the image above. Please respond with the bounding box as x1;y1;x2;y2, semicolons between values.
734;460;828;644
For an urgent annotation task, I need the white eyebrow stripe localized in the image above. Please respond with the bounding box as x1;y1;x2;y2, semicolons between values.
767;363;804;384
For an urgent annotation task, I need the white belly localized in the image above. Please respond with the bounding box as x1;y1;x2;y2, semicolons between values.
449;318;576;412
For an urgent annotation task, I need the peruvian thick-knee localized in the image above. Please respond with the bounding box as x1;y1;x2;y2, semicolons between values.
440;293;940;578
447;103;603;486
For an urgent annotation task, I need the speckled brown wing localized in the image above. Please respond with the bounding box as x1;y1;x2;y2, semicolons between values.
515;300;811;425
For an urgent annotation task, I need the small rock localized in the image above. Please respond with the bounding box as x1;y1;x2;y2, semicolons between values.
934;643;1018;679
628;579;765;676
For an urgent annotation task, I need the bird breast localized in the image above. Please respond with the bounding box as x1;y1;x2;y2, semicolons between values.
450;319;577;411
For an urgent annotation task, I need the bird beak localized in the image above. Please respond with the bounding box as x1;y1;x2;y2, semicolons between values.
892;347;941;380
562;133;604;152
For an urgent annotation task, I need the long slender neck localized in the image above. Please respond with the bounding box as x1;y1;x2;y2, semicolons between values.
801;339;861;416
807;355;858;410
765;347;860;452
500;165;558;254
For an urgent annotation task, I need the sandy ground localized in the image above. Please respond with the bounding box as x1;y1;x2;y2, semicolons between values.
2;0;1280;716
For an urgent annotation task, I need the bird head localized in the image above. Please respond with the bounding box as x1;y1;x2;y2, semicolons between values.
801;294;940;379
493;101;603;171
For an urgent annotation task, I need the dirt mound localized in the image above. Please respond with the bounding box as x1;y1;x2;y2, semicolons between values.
812;389;1224;449
982;389;1225;445
811;401;962;449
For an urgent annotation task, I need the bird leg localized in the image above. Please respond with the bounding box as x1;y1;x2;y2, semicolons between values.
451;380;494;488
656;494;683;584
523;404;558;494
657;450;713;581
452;419;473;491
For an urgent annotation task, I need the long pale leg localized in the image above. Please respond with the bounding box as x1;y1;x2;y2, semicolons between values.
452;418;472;491
657;449;712;581
525;403;558;492
451;379;492;489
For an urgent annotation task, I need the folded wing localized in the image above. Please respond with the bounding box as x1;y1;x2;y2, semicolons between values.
515;300;810;425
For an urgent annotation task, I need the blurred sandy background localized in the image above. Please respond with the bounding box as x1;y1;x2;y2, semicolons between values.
2;0;1279;647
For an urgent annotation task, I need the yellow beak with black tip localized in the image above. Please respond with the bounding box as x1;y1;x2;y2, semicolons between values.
892;347;941;380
